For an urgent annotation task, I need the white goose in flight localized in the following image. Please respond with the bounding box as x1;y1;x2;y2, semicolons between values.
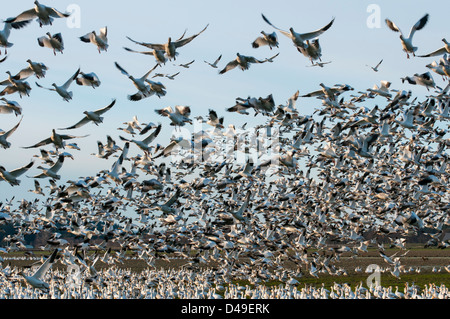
59;99;116;130
155;105;192;127
123;46;168;65
0;160;34;186
23;128;88;150
0;71;32;98
385;13;429;58
0;116;22;149
0;97;22;116
19;249;58;291
37;32;64;55
6;1;70;27
0;20;31;54
252;31;279;49
76;72;101;88
80;27;108;53
219;53;268;74
31;154;65;180
115;62;162;101
35;68;80;101
126;24;208;61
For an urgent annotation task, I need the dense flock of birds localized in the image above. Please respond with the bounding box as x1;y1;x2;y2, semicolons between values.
0;2;449;299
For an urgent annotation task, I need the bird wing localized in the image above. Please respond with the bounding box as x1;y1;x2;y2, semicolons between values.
94;99;116;115
49;155;65;172
164;188;181;207
5;9;37;23
140;64;159;80
219;59;239;74
62;68;81;89
418;47;446;58
114;62;131;77
99;27;107;39
385;18;402;34
80;32;94;43
4;117;22;139
142;123;162;145
125;36;165;51
33;249;58;281
59;117;91;130
298;17;335;41
261;14;292;39
173;24;209;48
52;33;64;45
9;161;34;177
22;137;53;149
35;82;55;91
47;7;71;18
408;13;429;39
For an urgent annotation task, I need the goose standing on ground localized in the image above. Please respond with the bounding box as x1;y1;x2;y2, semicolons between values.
0;116;22;149
6;1;70;27
80;27;108;53
23;129;88;150
35;68;80;102
0;161;34;186
385;13;429;58
19;249;58;291
37;32;64;55
0;98;22;116
0;20;31;55
219;53;268;74
252;31;279;49
59;99;116;130
76;72;101;88
126;24;209;61
204;54;222;68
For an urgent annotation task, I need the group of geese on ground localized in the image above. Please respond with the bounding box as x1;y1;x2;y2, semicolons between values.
0;2;449;298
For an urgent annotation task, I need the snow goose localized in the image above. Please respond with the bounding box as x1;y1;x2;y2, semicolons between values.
252;31;279;49
115;62;162;101
418;38;450;57
366;59;383;72
0;160;34;186
22;128;88;150
155;105;192;127
123;45;167;65
262;13;334;52
17;59;49;79
0;97;22;116
19;249;58;291
179;59;195;68
80;27;108;53
6;1;70;27
59;99;116;130
204;54;222;68
37;32;64;55
401;72;436;91
0;20;31;54
0;116;22;149
126;24;209;61
219;53;268;74
0;71;32;98
76;72;101;88
119;123;162;153
35;67;80;101
385;13;429;58
31;154;65;180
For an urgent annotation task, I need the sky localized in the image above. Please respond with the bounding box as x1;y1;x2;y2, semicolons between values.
0;0;448;202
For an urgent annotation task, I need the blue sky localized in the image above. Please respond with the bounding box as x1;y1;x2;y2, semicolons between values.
0;0;448;201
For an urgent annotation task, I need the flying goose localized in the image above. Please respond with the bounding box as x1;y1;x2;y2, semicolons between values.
366;59;383;72
385;13;429;58
418;38;450;57
31;154;65;180
123;46;168;65
219;53;268;74
23;128;88;150
35;68;80;102
155;105;192;127
0;20;32;54
76;72;101;88
126;24;209;61
6;1;70;27
59;99;116;130
0;160;34;186
37;32;64;55
252;31;279;49
19;249;58;291
17;59;49;79
0;71;32;98
262;13;334;52
80;27;108;53
179;59;195;68
119;123;162;153
204;54;222;68
0;97;22;116
115;62;163;101
0;116;22;149
401;72;436;91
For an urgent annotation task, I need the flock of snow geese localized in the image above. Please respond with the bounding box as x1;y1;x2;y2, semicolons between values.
0;2;449;299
